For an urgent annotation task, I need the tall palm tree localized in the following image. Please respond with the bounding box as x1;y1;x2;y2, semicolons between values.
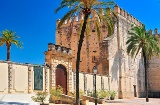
0;29;23;61
55;0;117;104
126;25;160;102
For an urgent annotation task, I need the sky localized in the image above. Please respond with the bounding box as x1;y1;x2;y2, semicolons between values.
0;0;160;65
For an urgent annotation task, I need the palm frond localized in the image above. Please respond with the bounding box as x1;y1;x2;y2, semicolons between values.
0;29;23;48
95;21;101;41
127;25;160;60
85;18;91;40
77;20;83;39
55;4;68;13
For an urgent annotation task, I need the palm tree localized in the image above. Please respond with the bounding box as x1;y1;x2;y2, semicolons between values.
126;25;160;102
0;29;23;61
55;0;117;104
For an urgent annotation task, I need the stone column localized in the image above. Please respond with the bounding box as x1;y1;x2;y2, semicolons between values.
101;76;104;90
50;63;56;88
84;73;87;94
8;62;13;93
44;66;49;93
28;65;32;93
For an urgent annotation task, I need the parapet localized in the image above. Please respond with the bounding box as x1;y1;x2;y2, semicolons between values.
56;4;143;27
114;4;143;26
47;43;72;55
56;7;116;26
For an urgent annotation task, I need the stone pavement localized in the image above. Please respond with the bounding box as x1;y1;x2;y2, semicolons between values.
105;98;160;105
0;94;160;105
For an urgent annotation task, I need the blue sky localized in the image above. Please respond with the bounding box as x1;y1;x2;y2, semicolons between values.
0;0;160;65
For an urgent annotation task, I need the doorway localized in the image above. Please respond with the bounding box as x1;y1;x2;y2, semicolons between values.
56;64;67;94
133;85;137;97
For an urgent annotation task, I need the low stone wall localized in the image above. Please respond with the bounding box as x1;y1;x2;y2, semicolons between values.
73;72;110;94
0;60;110;96
0;60;50;94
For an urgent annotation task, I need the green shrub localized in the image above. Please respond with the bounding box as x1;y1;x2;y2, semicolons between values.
109;90;116;100
32;91;48;104
87;90;98;97
50;85;63;97
68;89;84;99
97;90;110;99
50;85;63;101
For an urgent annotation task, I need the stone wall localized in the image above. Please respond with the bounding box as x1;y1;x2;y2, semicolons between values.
0;61;8;93
147;36;160;97
148;57;160;92
0;60;111;95
113;5;144;98
0;60;50;94
73;72;110;95
0;58;147;98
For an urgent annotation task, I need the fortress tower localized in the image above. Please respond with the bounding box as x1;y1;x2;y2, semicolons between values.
45;5;147;98
55;5;142;75
55;9;112;75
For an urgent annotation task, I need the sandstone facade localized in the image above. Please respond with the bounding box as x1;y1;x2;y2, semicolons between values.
148;35;160;97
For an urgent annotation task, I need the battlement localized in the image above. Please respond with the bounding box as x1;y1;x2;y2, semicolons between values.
56;4;143;27
114;4;142;26
56;7;115;26
47;43;72;55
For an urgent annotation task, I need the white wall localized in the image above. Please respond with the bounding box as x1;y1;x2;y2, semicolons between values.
11;64;28;93
0;60;110;95
0;61;50;94
0;62;8;93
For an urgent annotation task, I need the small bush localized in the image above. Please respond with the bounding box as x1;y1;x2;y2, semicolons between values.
87;90;98;97
68;89;84;99
32;91;47;104
109;90;116;100
50;85;63;101
97;90;110;99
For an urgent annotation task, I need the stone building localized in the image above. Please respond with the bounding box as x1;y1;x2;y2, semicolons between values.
44;5;146;99
0;5;159;100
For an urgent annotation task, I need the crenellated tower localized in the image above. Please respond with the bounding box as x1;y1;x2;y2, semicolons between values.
56;7;114;74
53;4;147;98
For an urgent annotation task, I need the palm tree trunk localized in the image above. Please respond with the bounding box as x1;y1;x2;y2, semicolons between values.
76;13;89;105
6;44;11;61
142;49;149;102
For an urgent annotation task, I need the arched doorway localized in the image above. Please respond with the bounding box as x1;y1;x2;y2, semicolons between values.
56;64;67;94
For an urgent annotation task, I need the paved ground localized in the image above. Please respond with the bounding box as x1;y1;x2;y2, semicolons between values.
0;94;160;105
105;98;160;105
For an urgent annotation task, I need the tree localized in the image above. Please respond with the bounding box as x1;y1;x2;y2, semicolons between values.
55;0;117;104
0;29;23;61
126;25;160;102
